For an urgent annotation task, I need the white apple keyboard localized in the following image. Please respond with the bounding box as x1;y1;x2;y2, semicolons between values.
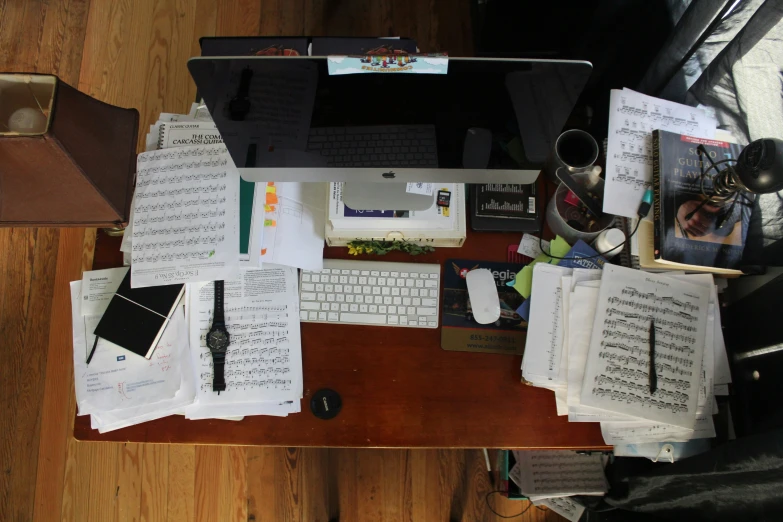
298;259;441;328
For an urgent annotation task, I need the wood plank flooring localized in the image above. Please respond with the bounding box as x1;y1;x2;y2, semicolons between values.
0;0;564;520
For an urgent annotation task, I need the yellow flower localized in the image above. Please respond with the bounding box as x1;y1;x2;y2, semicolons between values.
348;246;358;255
365;247;373;253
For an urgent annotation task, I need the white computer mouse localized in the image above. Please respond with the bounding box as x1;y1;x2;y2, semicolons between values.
466;269;501;324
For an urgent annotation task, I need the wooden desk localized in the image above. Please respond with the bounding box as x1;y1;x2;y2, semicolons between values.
75;220;609;450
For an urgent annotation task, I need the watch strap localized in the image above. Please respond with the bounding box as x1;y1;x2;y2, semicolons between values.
214;280;225;325
212;352;226;392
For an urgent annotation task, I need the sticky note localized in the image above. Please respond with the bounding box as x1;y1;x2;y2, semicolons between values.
266;185;276;193
511;235;571;298
264;204;276;212
517;234;549;259
266;193;278;205
264;219;277;227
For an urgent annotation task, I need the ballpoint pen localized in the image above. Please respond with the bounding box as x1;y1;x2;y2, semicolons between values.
649;319;657;394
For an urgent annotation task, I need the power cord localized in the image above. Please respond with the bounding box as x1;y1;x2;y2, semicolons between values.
484;491;534;518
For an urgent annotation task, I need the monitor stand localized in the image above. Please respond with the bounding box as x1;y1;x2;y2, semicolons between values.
343;182;434;211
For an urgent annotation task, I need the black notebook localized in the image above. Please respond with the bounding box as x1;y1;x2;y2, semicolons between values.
93;271;185;359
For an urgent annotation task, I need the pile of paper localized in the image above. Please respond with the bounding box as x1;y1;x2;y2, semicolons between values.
522;263;731;451
71;266;304;432
507;450;608;522
121;103;325;276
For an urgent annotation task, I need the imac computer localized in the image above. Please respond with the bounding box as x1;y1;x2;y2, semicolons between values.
187;56;591;210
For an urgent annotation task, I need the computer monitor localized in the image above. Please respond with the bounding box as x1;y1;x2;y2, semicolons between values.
188;56;591;209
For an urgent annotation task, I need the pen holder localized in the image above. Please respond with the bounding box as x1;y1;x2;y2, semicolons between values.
546;172;613;244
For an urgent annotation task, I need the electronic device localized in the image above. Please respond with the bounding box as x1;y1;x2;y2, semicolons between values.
206;281;229;393
308;124;437;210
187;56;592;193
464;268;500;324
298;259;441;328
700;138;783;198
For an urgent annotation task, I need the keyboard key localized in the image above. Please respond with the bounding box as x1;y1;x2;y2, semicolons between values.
415;280;424;288
418;319;427;326
422;298;437;306
349;304;359;312
359;277;368;285
341;313;387;325
318;312;327;321
417;307;437;316
388;305;397;314
340;303;349;312
300;311;308;320
400;316;408;325
346;295;355;303
363;286;372;294
429;274;439;279
325;284;333;292
379;305;387;313
410;273;419;278
429;289;438;297
381;287;391;295
372;287;381;295
374;296;383;304
302;274;311;282
411;288;419;297
328;312;339;321
321;303;330;311
360;270;370;276
360;304;369;313
370;271;380;276
302;283;315;291
349;276;358;284
401;272;409;278
356;295;364;303
413;298;421;306
377;277;386;286
396;278;405;286
392;288;400;296
403;297;412;306
311;275;320;283
327;294;335;302
330;303;339;311
425;280;437;288
321;268;332;274
407;306;416;315
369;305;378;313
344;285;353;293
309;311;318;320
336;294;345;302
330;275;339;283
317;293;326;301
428;321;437;327
335;284;343;293
341;269;350;274
405;280;415;287
340;276;348;284
393;296;402;305
383;296;392;305
316;283;324;292
390;271;399;277
388;315;399;325
380;271;390;277
351;270;360;275
301;302;320;310
401;288;410;296
368;277;377;285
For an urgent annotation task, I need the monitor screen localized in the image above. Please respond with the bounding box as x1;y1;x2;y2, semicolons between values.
188;56;591;183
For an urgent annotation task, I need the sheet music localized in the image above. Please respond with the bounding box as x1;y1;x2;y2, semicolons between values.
600;414;716;444
580;265;710;428
185;267;303;409
521;264;572;384
535;497;586;522
131;144;240;288
511;451;607;496
603;88;717;218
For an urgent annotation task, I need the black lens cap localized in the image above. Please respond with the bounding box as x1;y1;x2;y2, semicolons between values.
310;388;342;420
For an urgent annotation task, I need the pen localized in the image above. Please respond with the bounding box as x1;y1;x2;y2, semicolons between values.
482;448;494;487
86;335;99;366
649;319;657;394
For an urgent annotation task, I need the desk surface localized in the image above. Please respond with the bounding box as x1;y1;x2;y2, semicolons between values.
75;211;609;449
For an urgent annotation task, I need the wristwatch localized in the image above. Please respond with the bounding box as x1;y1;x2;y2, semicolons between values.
206;280;230;393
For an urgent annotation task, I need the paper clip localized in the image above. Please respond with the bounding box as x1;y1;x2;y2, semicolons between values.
653;444;675;463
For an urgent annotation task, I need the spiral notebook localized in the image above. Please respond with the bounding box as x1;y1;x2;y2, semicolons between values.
158;122;223;149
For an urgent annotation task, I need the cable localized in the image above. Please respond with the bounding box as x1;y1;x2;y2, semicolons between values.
484;491;534;518
535;177;643;262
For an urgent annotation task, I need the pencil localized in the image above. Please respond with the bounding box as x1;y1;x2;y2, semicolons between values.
86;335;99;365
649;320;657;394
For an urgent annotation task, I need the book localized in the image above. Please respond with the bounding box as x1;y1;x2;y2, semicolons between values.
158;122;223;149
441;260;527;355
643;130;753;274
93;270;185;359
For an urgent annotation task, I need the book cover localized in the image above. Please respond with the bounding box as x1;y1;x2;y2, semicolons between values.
557;240;606;270
441;260;526;355
93;271;185;359
652;130;753;270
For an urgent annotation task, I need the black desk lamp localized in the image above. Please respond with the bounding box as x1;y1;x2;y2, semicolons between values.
700;138;783;199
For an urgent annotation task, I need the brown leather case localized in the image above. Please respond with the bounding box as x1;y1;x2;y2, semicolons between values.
0;75;138;226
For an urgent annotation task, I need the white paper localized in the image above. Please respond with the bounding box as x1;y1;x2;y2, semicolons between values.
406;182;434;196
261;183;326;270
714;384;729;395
713;299;731;385
131;144;240;288
603;88;717;218
511;451;608;496
70;281;186;416
80;267;128;316
580;265;710;428
600;414;715;444
518;234;548;259
536;497;586;522
521;264;572;383
158;122;223;149
184;267;303;418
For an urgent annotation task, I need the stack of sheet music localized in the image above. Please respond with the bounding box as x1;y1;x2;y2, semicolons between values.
507;450;608;522
121;103;325;278
70;266;303;433
522;263;731;452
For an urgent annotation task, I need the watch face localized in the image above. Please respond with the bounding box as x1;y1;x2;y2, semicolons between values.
206;328;230;352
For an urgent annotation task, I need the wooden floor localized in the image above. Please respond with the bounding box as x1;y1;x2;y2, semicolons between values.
0;1;564;520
